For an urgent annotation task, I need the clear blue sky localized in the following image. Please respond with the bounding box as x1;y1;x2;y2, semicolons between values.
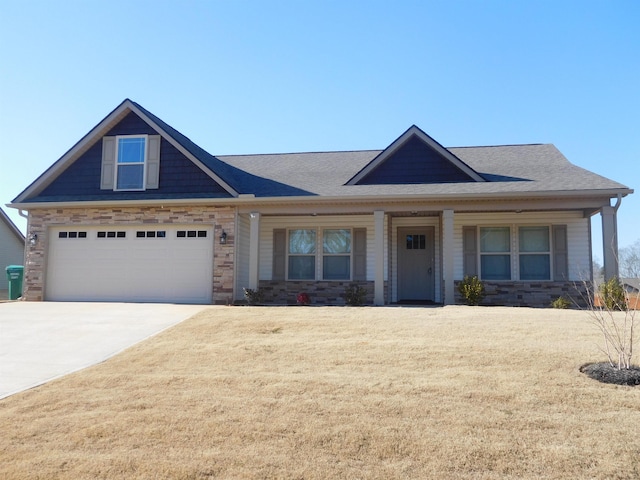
1;0;638;262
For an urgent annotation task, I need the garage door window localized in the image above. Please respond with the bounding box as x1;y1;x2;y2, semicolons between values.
58;231;87;239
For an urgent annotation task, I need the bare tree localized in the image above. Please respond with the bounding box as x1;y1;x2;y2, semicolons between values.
619;239;640;278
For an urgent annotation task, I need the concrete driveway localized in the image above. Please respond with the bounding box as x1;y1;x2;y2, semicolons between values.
0;302;208;399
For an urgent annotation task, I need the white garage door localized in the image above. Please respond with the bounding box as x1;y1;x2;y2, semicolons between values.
46;225;214;304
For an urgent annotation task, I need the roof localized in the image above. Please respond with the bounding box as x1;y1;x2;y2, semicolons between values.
217;143;630;198
0;208;25;243
10;99;633;206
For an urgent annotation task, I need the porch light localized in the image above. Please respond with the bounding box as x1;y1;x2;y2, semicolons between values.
220;230;227;244
28;233;38;246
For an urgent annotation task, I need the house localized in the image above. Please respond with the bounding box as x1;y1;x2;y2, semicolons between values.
8;99;633;306
0;208;25;292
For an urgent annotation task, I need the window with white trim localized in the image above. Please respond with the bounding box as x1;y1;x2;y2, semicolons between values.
480;227;511;280
116;136;147;190
518;226;550;280
286;228;353;280
288;229;316;280
323;229;351;280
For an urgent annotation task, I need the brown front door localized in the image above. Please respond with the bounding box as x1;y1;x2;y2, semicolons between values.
398;227;435;302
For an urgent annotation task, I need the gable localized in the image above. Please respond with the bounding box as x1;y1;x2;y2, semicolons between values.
348;125;485;186
23;111;231;202
355;135;479;185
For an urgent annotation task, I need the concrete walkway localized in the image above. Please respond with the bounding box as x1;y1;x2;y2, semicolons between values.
0;302;208;399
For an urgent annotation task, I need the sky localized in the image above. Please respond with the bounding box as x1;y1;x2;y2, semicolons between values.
0;0;638;262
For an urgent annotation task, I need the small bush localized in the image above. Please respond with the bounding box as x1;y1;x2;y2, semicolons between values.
345;283;368;306
296;292;310;306
458;276;485;306
599;277;627;311
551;296;571;309
243;287;264;306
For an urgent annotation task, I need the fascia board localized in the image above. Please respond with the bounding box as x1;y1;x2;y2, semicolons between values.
8;187;631;211
13;100;239;204
126;103;239;197
12;100;134;203
346;125;485;185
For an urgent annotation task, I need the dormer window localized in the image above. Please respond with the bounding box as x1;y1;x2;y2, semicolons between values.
116;136;146;190
100;134;161;191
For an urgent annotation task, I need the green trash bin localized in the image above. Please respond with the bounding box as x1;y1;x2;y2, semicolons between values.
5;265;24;300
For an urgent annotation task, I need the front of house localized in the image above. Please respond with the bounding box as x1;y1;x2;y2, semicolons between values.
9;100;633;306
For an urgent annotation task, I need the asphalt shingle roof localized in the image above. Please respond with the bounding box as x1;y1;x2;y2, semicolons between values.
215;144;629;198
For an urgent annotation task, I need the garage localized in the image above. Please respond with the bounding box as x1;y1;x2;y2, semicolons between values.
46;225;214;304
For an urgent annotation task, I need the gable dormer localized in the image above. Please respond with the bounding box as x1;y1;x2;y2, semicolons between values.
347;125;485;185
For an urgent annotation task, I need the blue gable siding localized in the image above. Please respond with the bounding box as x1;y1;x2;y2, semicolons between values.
29;112;231;202
357;135;477;185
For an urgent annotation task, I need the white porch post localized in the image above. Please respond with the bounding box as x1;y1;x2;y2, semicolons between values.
249;212;260;290
374;210;385;305
601;206;619;280
442;209;455;305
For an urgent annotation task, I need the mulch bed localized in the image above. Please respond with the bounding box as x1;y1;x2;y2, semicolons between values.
580;363;640;386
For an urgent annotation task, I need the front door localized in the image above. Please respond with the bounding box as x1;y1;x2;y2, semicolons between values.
398;227;435;302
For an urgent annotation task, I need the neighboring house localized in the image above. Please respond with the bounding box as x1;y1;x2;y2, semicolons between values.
621;278;640;294
8;99;633;306
0;208;25;291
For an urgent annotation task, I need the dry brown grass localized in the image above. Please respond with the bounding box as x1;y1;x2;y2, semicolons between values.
1;306;639;479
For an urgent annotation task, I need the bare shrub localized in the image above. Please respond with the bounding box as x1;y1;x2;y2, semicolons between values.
584;278;637;370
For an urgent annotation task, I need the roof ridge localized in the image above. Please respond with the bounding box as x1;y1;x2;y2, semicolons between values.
217;149;383;158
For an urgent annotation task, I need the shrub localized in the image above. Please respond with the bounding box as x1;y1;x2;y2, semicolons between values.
551;296;571;309
599;277;627;311
243;287;264;306
296;292;310;306
345;283;368;306
458;276;485;306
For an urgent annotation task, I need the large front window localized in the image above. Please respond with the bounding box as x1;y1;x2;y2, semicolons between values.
116;136;146;190
519;226;550;280
287;228;352;280
480;227;511;280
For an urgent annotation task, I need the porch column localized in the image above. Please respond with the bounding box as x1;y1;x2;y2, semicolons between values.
601;206;619;280
374;210;385;305
442;209;455;305
249;212;260;290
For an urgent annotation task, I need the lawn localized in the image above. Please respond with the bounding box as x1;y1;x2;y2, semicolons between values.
1;306;639;479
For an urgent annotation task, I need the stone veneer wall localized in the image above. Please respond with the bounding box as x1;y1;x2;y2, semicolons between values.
258;280;385;305
454;280;591;308
23;206;235;304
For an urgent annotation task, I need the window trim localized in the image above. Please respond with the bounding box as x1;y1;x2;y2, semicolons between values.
285;227;354;281
518;226;552;281
479;226;512;281
114;134;148;192
475;224;556;281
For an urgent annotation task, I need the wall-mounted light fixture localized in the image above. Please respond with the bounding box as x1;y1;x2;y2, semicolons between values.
220;230;227;245
28;233;38;247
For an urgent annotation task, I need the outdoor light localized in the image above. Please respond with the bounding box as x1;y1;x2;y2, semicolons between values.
28;233;38;246
220;230;227;245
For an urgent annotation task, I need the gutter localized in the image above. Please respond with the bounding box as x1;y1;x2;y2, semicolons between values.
6;187;633;211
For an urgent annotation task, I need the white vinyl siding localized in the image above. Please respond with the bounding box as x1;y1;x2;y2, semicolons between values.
453;211;590;281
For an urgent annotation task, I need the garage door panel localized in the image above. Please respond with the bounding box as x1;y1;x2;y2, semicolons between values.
46;226;214;304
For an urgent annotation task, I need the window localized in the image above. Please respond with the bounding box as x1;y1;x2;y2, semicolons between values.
288;229;316;280
519;226;550;280
323;229;351;280
116;136;146;190
480;227;511;280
